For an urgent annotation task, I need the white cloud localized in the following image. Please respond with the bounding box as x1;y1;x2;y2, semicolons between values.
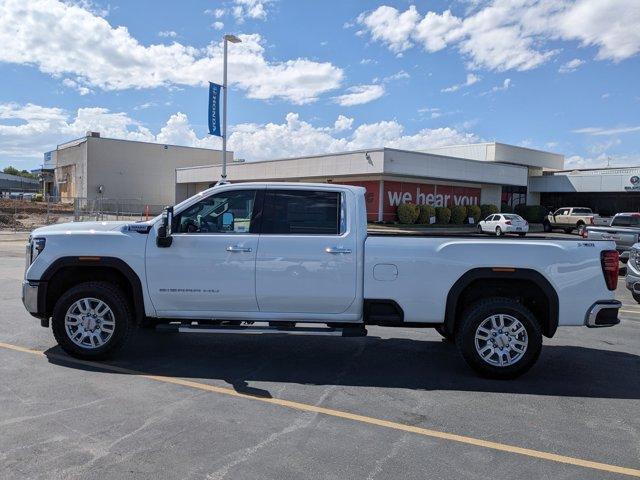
232;0;271;23
383;70;410;82
212;21;224;30
333;115;354;132
333;84;385;106
558;58;585;73
158;30;177;38
205;8;226;19
564;153;640;169
357;1;640;72
418;107;443;119
360;58;378;65
441;73;480;92
0;103;479;166
0;0;342;104
480;78;512;95
573;125;640;136
357;5;421;53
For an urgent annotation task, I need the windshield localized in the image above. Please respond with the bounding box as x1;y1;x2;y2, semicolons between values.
572;208;592;214
504;214;525;221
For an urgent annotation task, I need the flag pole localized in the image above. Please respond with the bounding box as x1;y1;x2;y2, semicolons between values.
220;34;241;184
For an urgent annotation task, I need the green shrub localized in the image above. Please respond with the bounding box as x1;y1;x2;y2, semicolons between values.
435;206;451;224
417;204;436;224
450;205;467;224
467;204;481;224
397;202;420;224
501;203;514;213
519;205;547;223
514;203;527;218
480;204;499;219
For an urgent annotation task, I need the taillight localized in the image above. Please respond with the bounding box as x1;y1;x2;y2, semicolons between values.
601;250;619;291
505;220;512;225
589;217;593;224
581;229;588;239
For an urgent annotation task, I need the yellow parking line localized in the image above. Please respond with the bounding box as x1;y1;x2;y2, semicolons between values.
1;341;639;478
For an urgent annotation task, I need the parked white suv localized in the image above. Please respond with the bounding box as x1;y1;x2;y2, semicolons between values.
478;214;529;237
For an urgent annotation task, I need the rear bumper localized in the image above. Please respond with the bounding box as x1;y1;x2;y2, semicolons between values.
584;300;621;328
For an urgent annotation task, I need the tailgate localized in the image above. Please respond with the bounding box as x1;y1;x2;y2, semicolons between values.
588;228;638;248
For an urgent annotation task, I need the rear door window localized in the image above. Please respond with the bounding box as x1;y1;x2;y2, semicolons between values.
261;190;341;235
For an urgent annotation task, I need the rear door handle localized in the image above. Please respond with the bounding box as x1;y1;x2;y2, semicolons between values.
325;247;352;254
227;245;252;253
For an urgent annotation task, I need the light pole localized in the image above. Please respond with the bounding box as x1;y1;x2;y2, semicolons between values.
221;34;241;183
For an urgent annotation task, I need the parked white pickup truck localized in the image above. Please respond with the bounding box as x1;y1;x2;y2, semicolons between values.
22;183;621;378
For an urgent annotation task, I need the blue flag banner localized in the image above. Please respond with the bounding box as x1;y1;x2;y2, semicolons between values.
208;82;222;137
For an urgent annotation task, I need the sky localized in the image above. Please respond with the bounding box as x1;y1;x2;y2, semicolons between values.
0;0;639;171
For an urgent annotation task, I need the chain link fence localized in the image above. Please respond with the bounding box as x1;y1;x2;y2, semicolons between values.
0;190;163;232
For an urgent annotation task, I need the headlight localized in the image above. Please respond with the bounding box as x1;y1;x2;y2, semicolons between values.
30;237;46;263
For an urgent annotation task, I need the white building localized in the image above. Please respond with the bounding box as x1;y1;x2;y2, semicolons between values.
44;132;231;208
176;143;563;221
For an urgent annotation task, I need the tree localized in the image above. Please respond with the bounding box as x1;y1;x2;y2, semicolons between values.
2;166;37;180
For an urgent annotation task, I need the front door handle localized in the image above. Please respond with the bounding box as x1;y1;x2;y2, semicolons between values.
227;245;252;253
325;247;352;254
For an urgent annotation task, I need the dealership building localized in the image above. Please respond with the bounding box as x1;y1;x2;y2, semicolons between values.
176;143;562;221
41;133;640;220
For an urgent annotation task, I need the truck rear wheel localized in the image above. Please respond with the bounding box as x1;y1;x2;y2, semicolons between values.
51;281;134;360
455;297;542;379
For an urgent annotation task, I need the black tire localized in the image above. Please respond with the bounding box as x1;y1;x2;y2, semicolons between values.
477;225;483;234
633;292;640;304
543;221;552;232
51;281;134;360
495;226;502;237
576;222;586;236
435;325;455;342
563;228;573;234
455;297;542;379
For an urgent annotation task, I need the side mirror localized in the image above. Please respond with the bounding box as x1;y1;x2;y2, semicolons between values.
157;206;173;248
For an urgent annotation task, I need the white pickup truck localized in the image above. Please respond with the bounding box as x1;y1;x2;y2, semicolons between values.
22;183;621;379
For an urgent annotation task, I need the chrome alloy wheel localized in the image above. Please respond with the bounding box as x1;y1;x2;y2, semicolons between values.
64;297;116;349
474;314;528;367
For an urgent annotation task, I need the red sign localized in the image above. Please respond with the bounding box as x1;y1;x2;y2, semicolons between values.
337;180;481;221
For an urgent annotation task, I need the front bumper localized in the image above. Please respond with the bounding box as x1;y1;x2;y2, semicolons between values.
22;280;39;313
584;300;621;328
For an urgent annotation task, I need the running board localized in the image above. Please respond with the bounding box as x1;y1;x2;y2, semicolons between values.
156;323;367;337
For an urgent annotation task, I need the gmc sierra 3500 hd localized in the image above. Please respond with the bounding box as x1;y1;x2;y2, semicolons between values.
22;183;621;379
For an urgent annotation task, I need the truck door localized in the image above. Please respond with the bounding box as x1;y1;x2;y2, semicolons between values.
554;208;570;226
255;188;357;314
145;188;262;317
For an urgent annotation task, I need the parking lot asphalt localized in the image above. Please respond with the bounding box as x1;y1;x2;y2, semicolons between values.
1;239;639;480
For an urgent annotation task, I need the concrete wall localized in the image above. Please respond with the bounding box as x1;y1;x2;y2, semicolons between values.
383;149;528;187
480;184;502;206
422;142;564;170
83;137;229;206
176;150;385;186
55;139;87;200
529;171;640;193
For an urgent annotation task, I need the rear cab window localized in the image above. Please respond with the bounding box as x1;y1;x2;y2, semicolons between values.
612;215;640;227
571;208;592;215
261;189;342;235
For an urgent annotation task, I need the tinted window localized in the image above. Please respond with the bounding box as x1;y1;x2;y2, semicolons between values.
262;190;340;235
504;214;524;221
571;208;592;215
175;189;256;234
612;215;640;227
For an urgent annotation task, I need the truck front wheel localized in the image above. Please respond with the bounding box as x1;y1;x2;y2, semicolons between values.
51;281;134;360
455;298;542;379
